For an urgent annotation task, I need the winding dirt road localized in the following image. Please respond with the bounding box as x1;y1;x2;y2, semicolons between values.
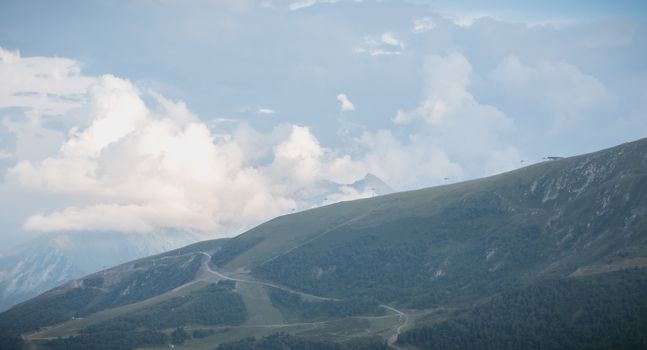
197;252;338;302
199;251;409;349
26;250;410;349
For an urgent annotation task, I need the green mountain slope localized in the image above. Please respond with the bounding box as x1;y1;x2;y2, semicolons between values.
1;137;646;350
398;268;647;350
215;137;647;307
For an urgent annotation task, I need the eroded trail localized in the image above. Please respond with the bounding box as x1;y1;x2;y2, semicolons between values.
382;305;409;349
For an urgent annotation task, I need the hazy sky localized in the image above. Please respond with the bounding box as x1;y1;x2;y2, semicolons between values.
1;0;646;248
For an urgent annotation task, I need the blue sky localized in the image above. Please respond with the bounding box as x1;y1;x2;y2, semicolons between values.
0;0;646;247
411;0;647;19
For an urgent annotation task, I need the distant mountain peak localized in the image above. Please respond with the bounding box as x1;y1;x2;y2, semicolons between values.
0;231;201;311
349;173;394;196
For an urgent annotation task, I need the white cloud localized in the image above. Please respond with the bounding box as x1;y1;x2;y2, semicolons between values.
288;0;316;10
380;32;404;48
288;0;339;11
393;53;511;127
264;125;365;187
1;49;528;234
412;17;436;34
6;76;307;235
1;117;66;162
239;106;276;115
355;31;405;56
256;107;276;114
390;53;522;179
321;185;376;206
0;48;96;116
355;130;463;189
2;50;374;235
269;125;325;185
437;10;493;27
336;93;355;112
490;56;613;132
0;48;96;162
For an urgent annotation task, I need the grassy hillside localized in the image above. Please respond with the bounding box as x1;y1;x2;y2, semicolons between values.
211;138;647;307
44;281;247;350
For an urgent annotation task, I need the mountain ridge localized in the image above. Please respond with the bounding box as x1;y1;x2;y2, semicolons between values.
216;137;646;298
1;137;646;350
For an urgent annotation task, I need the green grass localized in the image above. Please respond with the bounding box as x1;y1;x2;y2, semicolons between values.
138;315;401;350
138;324;316;350
235;283;284;325
363;315;401;339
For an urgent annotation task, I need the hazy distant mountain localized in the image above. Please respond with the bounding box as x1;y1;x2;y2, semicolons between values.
294;173;394;208
2;138;646;350
0;231;200;312
348;173;394;195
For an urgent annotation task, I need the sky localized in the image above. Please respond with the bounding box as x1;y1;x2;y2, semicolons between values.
0;0;646;248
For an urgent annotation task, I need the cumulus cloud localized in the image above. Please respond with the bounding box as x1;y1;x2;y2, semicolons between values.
264;125;365;187
269;125;325;185
7;90;365;234
354;130;463;189
0;48;96;116
390;53;522;178
490;56;613;132
336;93;355;112
393;53;510;128
8;75;293;233
2;52;370;236
0;48;96;162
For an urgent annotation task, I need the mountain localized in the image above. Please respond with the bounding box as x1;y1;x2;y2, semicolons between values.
348;173;394;195
1;138;646;350
296;173;395;208
0;231;201;312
